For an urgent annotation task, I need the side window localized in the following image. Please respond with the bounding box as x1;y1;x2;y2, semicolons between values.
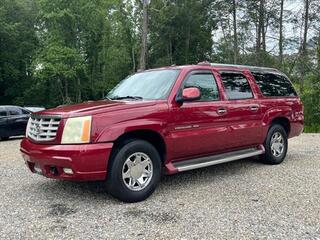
0;108;7;117
184;72;219;101
21;109;30;115
220;72;253;100
252;72;297;97
7;107;22;116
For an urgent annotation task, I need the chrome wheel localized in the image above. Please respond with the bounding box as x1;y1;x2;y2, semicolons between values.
270;132;285;157
122;152;153;191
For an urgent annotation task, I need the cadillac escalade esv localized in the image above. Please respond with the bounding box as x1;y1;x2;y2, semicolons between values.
20;62;304;202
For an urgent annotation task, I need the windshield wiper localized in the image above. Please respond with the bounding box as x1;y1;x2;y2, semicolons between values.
110;96;143;100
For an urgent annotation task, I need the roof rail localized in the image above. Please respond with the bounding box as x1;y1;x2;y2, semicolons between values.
209;63;279;72
197;61;211;66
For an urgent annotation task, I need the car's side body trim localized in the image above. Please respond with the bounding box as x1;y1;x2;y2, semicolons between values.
172;145;265;172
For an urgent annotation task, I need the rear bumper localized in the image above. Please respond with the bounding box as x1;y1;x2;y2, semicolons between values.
20;138;113;181
289;120;304;138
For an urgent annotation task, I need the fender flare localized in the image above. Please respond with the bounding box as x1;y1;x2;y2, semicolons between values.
95;119;167;143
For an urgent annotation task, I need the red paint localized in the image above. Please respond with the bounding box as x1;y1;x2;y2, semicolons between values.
182;87;201;100
20;64;304;180
21;138;112;180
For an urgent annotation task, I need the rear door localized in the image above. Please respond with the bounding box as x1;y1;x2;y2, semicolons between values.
0;107;9;137
219;71;263;147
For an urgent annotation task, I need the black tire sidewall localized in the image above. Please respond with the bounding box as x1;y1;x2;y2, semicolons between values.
107;140;162;202
264;124;288;164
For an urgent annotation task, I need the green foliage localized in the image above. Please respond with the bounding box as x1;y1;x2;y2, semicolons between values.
301;74;320;133
0;0;319;132
0;0;38;105
149;0;216;66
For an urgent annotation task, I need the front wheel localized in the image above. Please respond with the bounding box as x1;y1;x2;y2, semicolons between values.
106;139;162;202
260;124;288;164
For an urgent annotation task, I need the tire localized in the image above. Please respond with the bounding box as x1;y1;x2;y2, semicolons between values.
260;124;288;164
106;139;162;203
0;137;9;141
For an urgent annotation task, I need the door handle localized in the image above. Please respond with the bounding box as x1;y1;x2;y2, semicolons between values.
250;105;259;111
217;108;227;114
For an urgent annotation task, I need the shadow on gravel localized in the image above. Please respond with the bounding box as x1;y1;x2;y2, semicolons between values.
161;156;263;186
1;136;24;142
35;180;119;204
34;157;265;203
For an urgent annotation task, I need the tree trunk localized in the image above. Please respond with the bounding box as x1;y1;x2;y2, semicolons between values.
261;0;266;53
185;23;190;64
77;77;81;102
132;47;136;72
168;35;173;65
300;0;309;94
232;0;238;64
256;0;263;59
279;0;284;66
139;0;148;70
57;78;65;104
64;78;69;104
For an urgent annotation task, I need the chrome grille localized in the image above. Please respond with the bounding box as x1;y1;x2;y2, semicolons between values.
27;116;61;141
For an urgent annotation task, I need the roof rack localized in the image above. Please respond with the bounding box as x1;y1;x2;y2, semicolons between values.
208;63;279;72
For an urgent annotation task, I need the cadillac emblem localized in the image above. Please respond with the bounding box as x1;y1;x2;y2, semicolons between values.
35;124;41;135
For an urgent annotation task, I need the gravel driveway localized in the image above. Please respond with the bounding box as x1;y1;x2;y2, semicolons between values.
0;134;319;240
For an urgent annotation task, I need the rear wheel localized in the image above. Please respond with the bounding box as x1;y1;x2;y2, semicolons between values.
106;139;161;202
260;124;288;164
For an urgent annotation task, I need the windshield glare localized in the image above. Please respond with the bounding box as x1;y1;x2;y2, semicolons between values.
107;70;180;100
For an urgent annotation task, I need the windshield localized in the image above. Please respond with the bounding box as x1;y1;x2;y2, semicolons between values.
106;69;180;100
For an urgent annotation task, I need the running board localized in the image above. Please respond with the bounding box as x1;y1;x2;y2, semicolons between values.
173;146;265;172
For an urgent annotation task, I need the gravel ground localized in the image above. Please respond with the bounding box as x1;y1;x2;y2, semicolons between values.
0;134;319;240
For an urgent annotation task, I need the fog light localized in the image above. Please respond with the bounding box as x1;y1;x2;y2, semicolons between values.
63;168;73;175
34;163;42;174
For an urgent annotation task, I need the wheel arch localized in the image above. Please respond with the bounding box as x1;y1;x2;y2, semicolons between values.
110;129;167;164
269;117;291;136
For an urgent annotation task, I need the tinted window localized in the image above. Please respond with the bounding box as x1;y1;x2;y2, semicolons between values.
184;72;219;101
221;73;253;100
7;107;22;116
0;109;7;117
21;109;30;114
252;72;297;97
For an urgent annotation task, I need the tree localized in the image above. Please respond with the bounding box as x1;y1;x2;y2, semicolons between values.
279;0;284;67
139;0;149;70
0;0;38;105
232;0;238;64
299;0;310;94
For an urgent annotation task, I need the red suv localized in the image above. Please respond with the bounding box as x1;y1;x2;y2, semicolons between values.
20;63;304;202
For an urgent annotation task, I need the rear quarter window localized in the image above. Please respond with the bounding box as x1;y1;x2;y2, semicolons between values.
0;108;7;117
252;72;297;97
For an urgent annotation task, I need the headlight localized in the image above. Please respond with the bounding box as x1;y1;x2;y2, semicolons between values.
61;116;92;144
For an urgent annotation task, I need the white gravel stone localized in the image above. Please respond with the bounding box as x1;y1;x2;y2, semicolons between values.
0;134;319;239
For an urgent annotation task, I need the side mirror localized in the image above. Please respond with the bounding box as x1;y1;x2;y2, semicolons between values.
177;87;201;103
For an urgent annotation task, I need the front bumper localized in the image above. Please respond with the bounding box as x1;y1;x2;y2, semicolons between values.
20;138;113;181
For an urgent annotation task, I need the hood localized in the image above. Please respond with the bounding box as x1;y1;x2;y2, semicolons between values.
35;100;159;118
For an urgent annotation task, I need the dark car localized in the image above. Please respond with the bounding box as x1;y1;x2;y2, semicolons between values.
24;106;45;113
0;106;31;140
